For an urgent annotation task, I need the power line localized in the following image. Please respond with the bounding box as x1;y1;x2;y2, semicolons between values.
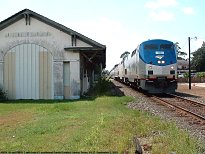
180;37;205;50
180;40;188;50
197;37;205;40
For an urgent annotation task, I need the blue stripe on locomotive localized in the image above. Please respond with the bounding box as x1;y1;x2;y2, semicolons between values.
139;39;177;66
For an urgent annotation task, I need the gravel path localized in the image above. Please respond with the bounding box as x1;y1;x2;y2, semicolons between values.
111;80;205;148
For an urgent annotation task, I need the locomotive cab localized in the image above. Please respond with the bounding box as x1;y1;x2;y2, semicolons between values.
138;39;178;93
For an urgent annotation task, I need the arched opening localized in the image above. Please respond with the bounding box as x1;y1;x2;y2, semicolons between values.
4;43;53;99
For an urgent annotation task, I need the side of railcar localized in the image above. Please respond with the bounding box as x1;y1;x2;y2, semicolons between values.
124;54;131;84
114;65;119;80
125;46;141;87
109;64;118;80
118;62;124;82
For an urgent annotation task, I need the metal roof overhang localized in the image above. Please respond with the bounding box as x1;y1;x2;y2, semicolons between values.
64;47;106;68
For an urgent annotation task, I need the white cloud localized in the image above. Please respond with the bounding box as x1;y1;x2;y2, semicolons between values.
182;7;195;15
145;0;178;10
148;10;175;21
144;0;177;22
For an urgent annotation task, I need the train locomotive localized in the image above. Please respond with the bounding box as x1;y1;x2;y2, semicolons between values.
111;39;177;93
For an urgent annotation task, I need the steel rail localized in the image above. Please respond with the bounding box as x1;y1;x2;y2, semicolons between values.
167;93;205;107
151;95;205;122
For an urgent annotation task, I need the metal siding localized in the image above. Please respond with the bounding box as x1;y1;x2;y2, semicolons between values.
47;52;53;99
35;45;40;99
39;47;52;99
4;53;9;97
0;63;3;89
8;52;13;99
16;45;20;99
8;52;13;98
31;44;36;99
11;50;16;99
23;44;28;98
8;52;12;98
27;44;32;98
4;51;15;99
4;44;53;99
39;50;44;99
20;45;24;98
43;50;48;99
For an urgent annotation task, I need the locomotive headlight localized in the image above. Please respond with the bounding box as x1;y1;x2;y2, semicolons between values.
157;60;161;64
162;60;165;64
149;66;152;69
171;66;174;70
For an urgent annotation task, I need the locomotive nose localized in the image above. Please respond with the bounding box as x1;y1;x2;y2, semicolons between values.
156;77;168;88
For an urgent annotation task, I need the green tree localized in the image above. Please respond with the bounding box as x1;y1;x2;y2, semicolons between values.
191;42;205;71
102;69;109;77
120;51;130;59
175;42;187;60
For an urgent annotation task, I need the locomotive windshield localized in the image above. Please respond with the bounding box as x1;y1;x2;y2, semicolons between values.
140;40;177;66
160;44;174;50
144;44;158;50
144;44;174;50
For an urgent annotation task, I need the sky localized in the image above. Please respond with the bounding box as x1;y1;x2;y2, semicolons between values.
0;0;205;70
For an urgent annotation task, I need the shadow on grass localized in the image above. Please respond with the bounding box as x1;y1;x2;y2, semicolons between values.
0;80;125;104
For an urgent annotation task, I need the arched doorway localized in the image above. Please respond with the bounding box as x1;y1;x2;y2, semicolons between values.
4;44;53;99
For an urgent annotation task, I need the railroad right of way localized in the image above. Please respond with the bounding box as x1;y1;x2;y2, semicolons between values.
111;79;205;145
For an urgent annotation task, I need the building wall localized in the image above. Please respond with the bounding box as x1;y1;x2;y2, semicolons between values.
0;17;91;99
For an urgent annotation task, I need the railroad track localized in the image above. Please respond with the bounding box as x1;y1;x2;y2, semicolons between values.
112;79;205;126
149;93;205;124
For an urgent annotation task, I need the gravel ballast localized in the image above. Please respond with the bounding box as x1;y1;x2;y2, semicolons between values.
111;80;205;146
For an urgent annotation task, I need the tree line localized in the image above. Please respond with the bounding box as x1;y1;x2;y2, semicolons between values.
176;41;205;72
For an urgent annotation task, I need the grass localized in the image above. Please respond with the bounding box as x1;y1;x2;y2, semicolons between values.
0;79;204;153
0;97;204;153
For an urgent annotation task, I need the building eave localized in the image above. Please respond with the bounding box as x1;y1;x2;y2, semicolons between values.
64;47;105;51
65;47;106;68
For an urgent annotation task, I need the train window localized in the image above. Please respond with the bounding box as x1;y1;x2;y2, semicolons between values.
160;44;173;50
144;44;158;50
170;70;175;74
148;70;153;75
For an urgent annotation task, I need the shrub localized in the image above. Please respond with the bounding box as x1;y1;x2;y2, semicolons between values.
86;77;113;96
196;72;205;77
183;72;189;78
0;88;7;100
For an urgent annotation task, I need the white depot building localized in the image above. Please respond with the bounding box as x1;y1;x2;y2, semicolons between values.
0;9;106;100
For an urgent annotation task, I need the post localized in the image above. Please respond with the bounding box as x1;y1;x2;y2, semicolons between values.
188;37;191;89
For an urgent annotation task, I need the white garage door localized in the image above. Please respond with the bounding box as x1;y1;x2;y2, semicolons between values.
4;44;53;99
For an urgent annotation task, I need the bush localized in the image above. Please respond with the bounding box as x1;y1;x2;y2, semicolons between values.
0;88;7;100
86;77;113;96
183;72;189;78
196;72;205;77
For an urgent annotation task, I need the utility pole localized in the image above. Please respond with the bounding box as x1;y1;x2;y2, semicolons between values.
188;37;191;89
